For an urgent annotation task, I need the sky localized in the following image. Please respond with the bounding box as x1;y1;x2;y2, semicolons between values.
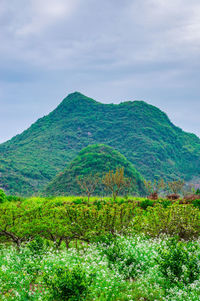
0;0;200;143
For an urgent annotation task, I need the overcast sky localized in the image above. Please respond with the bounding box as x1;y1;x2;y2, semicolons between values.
0;0;200;143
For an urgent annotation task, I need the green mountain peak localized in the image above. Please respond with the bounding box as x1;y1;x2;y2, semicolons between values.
44;143;145;196
0;92;199;196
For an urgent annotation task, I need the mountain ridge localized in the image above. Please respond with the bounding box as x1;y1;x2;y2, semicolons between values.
0;92;199;195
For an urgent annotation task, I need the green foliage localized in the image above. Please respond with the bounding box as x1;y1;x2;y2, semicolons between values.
144;179;165;196
101;236;158;281
102;167;132;200
168;179;185;195
156;237;200;285
159;199;172;208
135;204;200;239
43;265;92;300
101;238;146;279
0;197;139;247
0;233;200;300
0;197;200;248
0;92;200;196
44;144;145;197
0;189;7;203
26;236;45;256
6;195;24;202
192;199;200;209
196;188;200;195
139;199;155;210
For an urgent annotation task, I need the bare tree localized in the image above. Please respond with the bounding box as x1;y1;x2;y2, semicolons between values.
102;167;131;200
76;174;100;201
144;179;165;199
168;179;185;195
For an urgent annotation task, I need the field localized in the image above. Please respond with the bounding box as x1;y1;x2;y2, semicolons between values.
0;195;200;300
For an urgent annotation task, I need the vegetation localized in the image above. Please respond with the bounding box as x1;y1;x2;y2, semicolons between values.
102;167;132;200
0;193;200;300
76;173;100;201
0;195;200;247
0;92;200;300
44;144;145;197
168;179;185;195
0;92;200;195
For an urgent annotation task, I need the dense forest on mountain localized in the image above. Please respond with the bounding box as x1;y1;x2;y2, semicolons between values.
44;144;145;196
0;92;200;195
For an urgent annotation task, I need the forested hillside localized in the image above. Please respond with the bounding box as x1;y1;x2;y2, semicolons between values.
44;144;145;196
0;92;200;195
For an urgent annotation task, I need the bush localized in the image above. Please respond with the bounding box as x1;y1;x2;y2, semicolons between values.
0;189;7;203
43;265;93;300
6;195;24;202
102;237;149;279
156;237;200;285
193;199;200;210
139;199;155;210
135;204;200;239
27;236;45;256
195;188;200;195
92;233;116;245
159;199;172;208
103;239;122;265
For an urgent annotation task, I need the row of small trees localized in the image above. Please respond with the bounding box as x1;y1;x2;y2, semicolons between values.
0;198;138;248
0;197;199;247
1;167;199;202
76;167;131;201
76;167;200;200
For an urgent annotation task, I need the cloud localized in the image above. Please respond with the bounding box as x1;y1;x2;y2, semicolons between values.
0;0;200;142
16;0;79;36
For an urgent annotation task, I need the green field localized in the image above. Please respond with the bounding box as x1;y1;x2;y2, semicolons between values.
0;194;200;300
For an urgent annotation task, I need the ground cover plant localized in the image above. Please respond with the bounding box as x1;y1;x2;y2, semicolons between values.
0;235;200;300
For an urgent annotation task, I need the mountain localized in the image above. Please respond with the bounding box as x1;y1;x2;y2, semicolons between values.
0;92;200;196
44;144;145;196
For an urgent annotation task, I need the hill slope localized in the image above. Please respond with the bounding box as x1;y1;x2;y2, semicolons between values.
44;144;145;196
0;92;200;195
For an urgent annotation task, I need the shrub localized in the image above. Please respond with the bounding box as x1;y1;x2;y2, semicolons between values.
193;199;200;210
92;233;116;245
156;237;200;285
43;265;93;300
159;199;172;208
27;236;45;256
0;189;7;203
139;199;154;210
195;188;200;195
136;204;200;239
102;237;150;279
6;195;24;202
103;239;122;265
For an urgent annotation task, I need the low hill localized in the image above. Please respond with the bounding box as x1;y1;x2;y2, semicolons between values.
43;144;145;196
0;92;200;195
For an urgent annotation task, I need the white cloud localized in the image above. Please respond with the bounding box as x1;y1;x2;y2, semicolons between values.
0;0;200;141
16;0;79;36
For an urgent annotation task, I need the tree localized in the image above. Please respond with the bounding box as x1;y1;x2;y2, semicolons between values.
102;167;131;200
168;179;185;195
76;174;100;201
144;179;165;198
